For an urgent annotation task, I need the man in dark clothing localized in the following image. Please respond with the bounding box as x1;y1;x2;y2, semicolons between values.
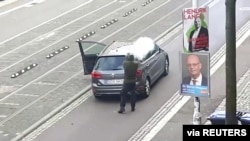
118;53;139;114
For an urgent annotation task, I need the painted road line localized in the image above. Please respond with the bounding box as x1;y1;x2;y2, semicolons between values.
2;0;220;139
0;0;18;8
0;0;47;16
0;0;115;59
0;0;135;73
240;7;250;11
0;0;171;131
9;2;196;140
0;0;137;114
0;70;84;126
0;102;19;106
11;87;92;141
0;115;7;118
0;0;93;44
210;21;250;68
205;67;250;124
13;94;39;97
129;0;190;40
0;0;160;101
129;21;250;141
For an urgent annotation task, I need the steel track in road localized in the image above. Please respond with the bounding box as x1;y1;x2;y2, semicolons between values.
0;0;191;140
128;19;250;141
18;19;250;141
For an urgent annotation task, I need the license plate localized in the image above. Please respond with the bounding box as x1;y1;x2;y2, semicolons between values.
106;79;123;84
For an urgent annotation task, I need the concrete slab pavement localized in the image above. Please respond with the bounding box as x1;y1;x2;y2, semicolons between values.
151;25;250;141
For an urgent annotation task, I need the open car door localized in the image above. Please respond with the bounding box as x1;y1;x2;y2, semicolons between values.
77;40;107;75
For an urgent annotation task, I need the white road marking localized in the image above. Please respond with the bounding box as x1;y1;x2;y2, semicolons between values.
0;0;46;16
0;0;159;102
13;94;39;97
45;32;55;39
119;0;126;3
0;115;7;118
0;0;239;139
3;134;9;136
24;0;46;7
0;0;18;8
0;0;118;72
0;103;19;106
129;0;189;40
0;0;93;44
13;91;93;141
208;0;220;8
240;7;250;11
135;22;250;141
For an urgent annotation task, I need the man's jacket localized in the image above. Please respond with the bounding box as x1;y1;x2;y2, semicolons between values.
123;60;139;84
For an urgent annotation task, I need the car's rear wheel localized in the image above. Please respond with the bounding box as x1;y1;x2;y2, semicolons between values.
142;78;150;98
162;57;169;76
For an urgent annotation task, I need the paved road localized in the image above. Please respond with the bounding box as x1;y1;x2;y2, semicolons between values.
151;27;250;141
12;0;249;141
0;0;207;140
0;0;249;141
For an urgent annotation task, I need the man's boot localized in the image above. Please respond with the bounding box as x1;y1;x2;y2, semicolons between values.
118;107;125;113
131;107;135;112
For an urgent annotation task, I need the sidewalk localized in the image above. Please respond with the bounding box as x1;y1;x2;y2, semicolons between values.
205;53;250;124
201;19;250;124
215;69;250;112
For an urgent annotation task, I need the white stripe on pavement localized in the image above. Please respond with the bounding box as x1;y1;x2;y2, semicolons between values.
135;21;250;141
0;0;18;8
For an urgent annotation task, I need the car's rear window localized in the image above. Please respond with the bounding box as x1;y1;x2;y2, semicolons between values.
94;56;125;71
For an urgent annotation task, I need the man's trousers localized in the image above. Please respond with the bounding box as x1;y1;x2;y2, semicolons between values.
120;82;136;110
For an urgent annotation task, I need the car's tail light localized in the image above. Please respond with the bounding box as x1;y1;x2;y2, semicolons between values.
136;70;142;77
91;71;102;79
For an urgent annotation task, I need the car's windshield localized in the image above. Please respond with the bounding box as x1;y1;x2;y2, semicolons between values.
94;56;125;71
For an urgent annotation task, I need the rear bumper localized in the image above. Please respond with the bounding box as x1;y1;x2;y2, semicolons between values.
92;83;144;96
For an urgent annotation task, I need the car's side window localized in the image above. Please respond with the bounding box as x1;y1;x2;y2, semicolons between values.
143;50;153;61
152;44;160;54
142;44;159;61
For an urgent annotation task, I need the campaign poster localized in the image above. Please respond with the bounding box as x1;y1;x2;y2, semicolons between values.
180;52;210;97
182;7;209;52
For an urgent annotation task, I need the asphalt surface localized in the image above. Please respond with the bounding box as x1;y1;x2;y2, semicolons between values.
0;0;249;141
151;27;250;141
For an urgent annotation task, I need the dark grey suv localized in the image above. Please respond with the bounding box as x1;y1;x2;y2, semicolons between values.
77;38;169;98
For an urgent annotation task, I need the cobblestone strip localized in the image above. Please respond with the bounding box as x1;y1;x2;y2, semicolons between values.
205;67;250;124
18;91;92;141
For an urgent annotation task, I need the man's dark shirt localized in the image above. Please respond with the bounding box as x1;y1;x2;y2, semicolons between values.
123;60;139;84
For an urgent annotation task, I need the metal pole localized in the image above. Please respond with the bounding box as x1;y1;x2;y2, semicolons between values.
192;0;198;8
225;0;237;125
192;0;202;125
